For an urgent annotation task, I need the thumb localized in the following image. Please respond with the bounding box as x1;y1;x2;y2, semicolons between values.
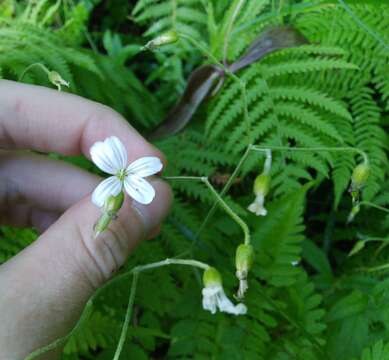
0;179;171;358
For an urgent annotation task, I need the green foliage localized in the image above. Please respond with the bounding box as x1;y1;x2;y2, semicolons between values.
0;1;388;359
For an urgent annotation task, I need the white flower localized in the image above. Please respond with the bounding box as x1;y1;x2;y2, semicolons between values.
202;267;247;316
90;136;163;207
202;285;247;315
248;193;267;216
247;173;270;217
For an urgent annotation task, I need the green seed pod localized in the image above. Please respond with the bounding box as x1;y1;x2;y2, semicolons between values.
235;244;254;275
144;30;178;50
203;267;222;287
253;173;270;197
351;163;370;191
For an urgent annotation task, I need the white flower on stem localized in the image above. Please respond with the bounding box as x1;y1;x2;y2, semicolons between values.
202;267;247;316
248;173;270;216
90;136;163;207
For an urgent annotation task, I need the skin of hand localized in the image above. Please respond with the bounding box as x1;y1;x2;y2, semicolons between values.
0;80;172;359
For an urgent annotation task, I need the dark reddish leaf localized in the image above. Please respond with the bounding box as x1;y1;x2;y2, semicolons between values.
149;26;308;140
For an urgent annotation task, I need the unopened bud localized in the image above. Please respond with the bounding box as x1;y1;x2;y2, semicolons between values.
48;71;69;91
143;30;178;50
350;163;369;192
348;240;365;257
235;244;254;275
94;192;124;238
103;191;124;215
203;267;222;288
235;244;254;299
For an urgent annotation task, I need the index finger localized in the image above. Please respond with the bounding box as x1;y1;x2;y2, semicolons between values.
0;80;163;162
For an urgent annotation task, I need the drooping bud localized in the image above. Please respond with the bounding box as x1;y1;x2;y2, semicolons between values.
235;244;254;299
48;71;69;91
350;163;370;193
94;191;124;238
248;173;271;216
143;30;178;50
203;267;222;288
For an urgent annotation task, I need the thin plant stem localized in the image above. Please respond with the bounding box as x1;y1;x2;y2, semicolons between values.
189;145;271;251
165;176;251;245
251;145;369;164
133;258;210;272
178;33;252;144
223;0;246;66
359;201;389;214
24;299;94;360
19;62;50;82
337;0;389;52
25;258;209;360
111;258;210;360
113;272;139;360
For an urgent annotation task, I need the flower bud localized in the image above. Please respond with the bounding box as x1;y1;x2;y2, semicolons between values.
350;163;369;192
94;192;124;238
235;244;254;276
143;30;178;50
48;71;69;91
235;244;254;299
103;191;124;215
203;267;222;288
348;240;365;257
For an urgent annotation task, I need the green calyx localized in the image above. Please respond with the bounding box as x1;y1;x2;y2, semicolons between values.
235;244;254;274
94;192;125;238
253;173;270;196
203;267;222;287
144;30;178;49
103;191;125;214
351;163;370;190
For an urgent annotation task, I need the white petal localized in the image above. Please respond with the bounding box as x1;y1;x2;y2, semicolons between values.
247;194;267;216
216;289;247;315
91;176;122;207
127;156;163;177
90;136;127;174
202;286;221;297
124;174;155;205
233;303;248;315
202;289;217;314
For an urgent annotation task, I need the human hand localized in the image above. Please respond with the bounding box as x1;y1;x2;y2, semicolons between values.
0;80;172;359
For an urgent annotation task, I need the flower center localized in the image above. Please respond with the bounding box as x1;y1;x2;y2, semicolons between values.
116;168;127;182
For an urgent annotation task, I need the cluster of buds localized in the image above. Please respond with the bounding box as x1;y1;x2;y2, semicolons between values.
348;162;369;223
